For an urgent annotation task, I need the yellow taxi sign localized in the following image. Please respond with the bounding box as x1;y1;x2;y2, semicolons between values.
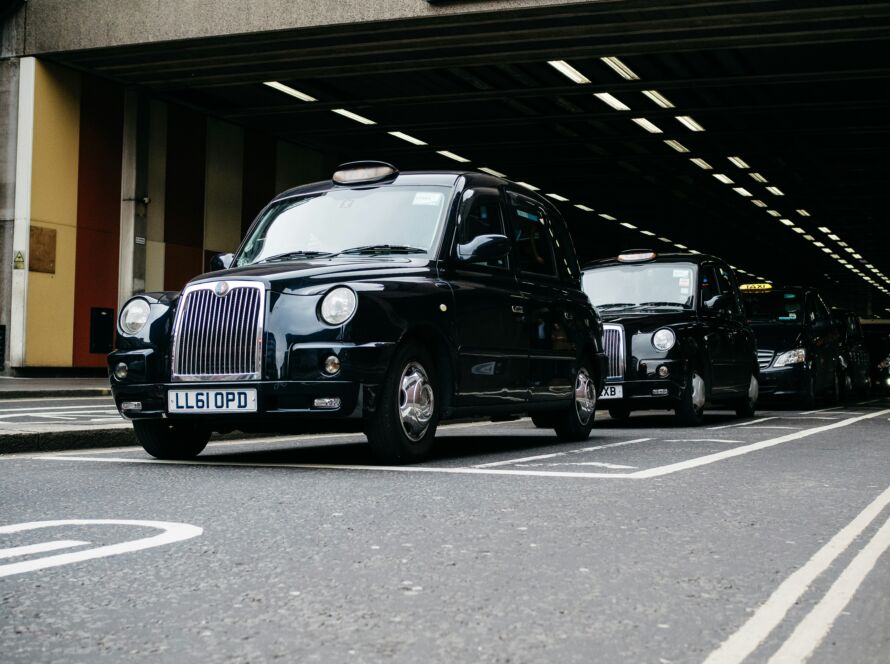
739;283;773;292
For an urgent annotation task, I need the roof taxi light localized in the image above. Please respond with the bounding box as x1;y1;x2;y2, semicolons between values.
617;250;657;262
332;161;398;185
739;283;773;291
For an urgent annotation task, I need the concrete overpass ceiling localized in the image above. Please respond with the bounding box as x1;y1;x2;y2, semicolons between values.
45;0;890;312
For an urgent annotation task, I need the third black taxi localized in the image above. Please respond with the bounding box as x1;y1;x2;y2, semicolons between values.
581;250;759;425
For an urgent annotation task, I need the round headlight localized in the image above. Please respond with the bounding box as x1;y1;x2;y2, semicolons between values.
119;298;151;336
652;328;676;352
320;287;357;325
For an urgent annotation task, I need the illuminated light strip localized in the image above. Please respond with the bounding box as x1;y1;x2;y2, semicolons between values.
574;204;594;212
594;92;631;111
620;222;637;229
642;90;674;108
478;166;506;178
690;158;712;170
713;173;734;184
601;56;639;80
751;199;767;208
631;117;663;133
516;181;539;191
331;108;376;125
263;81;317;102
388;131;427;146
675;115;705;131
733;187;753;197
728;156;749;169
796;209;811;217
750;172;768;183
598;213;617;221
766;210;781;217
547;60;591;84
436;150;470;163
546;193;569;202
766;186;784;196
664;139;689;153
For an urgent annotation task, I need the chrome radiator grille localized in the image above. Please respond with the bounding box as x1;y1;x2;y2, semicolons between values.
757;350;774;369
171;281;265;381
602;324;626;379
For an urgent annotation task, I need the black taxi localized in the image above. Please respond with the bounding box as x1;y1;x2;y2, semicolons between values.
581;251;759;425
109;161;607;463
740;284;842;406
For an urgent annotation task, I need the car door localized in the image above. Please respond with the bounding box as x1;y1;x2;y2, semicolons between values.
805;291;834;393
504;190;574;404
447;187;529;408
698;263;734;395
715;263;752;391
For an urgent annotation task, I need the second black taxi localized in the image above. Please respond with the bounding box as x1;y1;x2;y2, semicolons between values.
581;250;759;425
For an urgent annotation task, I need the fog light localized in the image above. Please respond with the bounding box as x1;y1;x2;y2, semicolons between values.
313;397;341;409
114;362;129;380
121;401;142;412
658;365;670;378
323;355;341;375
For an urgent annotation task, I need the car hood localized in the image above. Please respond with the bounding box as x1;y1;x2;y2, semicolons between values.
188;256;435;295
599;310;696;333
749;323;805;352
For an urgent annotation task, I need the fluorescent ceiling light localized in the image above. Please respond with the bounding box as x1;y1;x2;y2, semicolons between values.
437;150;470;163
546;193;569;202
733;187;753;197
690;158;712;170
574;204;594;212
689;249;701;255
599;213;617;221
845;247;856;254
388;131;427;146
780;219;794;226
640;230;656;236
792;227;805;234
676;115;705;131
828;234;840;241
853;253;863;259
620;222;637;229
547;60;591;84
632;117;663;133
728;156;749;169
674;244;688;250
664;139;689;153
838;259;849;265
713;173;734;184
818;227;832;233
478;166;506;177
601;56;639;80
751;199;767;208
658;237;672;243
642;90;674;108
821;247;832;254
837;241;848;248
332;108;376;125
796;209;811;217
813;241;825;247
594;92;631;111
516;181;539;191
263;81;317;102
830;253;840;259
749;172;768;183
766;186;784;196
766;210;781;217
802;234;814;241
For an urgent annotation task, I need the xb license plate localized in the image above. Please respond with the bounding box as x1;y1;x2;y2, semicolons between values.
600;385;623;400
168;389;258;413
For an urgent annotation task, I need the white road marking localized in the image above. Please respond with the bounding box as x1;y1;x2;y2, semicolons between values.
0;540;89;560
798;406;844;415
632;409;889;479
0;519;202;578
556;461;637;469
768;514;890;663
709;417;778;430
664;439;743;444
0;396;111;405
742;426;801;430
473;437;652;468
0;403;114;414
702;483;890;664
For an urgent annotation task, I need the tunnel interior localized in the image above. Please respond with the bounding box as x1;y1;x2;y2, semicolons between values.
47;0;890;315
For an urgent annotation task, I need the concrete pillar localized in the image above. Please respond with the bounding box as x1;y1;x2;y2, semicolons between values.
118;89;149;305
0;58;19;373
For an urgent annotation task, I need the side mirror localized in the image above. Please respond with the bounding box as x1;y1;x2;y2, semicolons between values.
210;253;234;271
457;234;511;263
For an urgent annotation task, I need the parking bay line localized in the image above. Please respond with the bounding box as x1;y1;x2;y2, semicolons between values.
709;416;778;430
0;540;90;560
473;437;653;468
703;482;890;664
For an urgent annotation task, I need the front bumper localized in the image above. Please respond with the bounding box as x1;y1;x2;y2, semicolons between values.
599;359;685;410
758;364;810;398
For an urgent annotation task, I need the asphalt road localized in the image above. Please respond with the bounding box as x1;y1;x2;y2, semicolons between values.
0;396;121;426
2;399;890;663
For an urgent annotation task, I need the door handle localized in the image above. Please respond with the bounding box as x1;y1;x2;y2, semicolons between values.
512;305;525;314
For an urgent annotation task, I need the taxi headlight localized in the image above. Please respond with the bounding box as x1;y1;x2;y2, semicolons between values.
652;328;676;352
119;298;151;336
774;348;806;367
319;287;357;325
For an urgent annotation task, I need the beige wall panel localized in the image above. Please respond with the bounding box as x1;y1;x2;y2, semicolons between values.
144;239;165;292
203;118;244;253
275;141;325;193
25;60;79;366
146;99;167;242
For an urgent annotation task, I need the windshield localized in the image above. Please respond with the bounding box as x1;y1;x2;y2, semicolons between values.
236;186;450;266
742;290;804;324
582;263;696;311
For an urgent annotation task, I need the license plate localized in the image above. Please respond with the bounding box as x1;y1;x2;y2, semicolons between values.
600;385;623;400
168;389;258;413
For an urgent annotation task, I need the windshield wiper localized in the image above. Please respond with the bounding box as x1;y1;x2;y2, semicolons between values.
334;244;427;256
256;250;333;263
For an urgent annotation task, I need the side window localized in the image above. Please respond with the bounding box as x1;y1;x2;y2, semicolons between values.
715;264;745;319
807;293;829;323
700;265;720;307
457;189;508;270
506;192;557;277
548;209;582;282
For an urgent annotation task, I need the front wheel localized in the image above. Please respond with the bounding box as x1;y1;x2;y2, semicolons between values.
365;341;439;464
734;373;759;418
553;364;597;442
134;420;210;459
675;370;706;426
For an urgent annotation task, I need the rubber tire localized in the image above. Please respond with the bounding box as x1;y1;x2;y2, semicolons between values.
134;420;210;460
675;371;705;426
365;341;439;464
531;413;556;429
734;371;758;418
608;407;631;421
553;361;597;443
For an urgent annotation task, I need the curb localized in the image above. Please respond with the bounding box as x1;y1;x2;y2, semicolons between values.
0;388;113;400
0;427;136;454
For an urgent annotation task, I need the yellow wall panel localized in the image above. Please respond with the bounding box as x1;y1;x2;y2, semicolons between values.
25;60;80;366
145;240;166;292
